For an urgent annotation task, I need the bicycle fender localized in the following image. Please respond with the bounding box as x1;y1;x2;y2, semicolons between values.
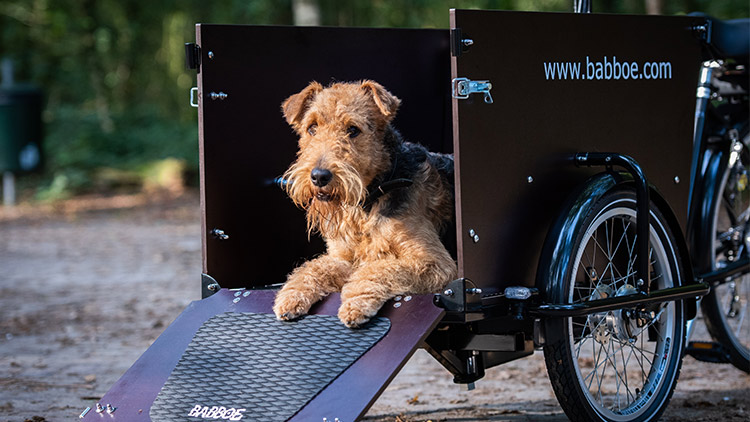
537;172;697;343
536;172;619;306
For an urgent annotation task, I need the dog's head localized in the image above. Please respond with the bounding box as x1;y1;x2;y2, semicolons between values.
281;80;401;230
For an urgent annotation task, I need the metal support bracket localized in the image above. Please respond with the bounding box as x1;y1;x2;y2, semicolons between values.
575;152;651;294
434;278;483;317
452;78;493;104
201;273;221;299
692;19;712;44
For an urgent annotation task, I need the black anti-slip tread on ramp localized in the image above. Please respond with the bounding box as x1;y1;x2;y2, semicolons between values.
150;313;391;422
82;289;444;422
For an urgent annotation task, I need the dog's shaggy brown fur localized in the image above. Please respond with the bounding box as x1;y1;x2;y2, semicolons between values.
273;80;457;327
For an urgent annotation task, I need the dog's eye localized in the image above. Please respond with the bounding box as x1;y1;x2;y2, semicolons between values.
307;123;318;136
347;126;361;138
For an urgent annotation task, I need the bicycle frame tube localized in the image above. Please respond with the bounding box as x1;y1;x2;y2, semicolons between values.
688;62;714;223
533;281;709;317
573;0;591;14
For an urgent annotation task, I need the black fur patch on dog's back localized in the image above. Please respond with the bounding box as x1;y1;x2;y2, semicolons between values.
366;128;454;219
428;151;455;190
378;141;427;218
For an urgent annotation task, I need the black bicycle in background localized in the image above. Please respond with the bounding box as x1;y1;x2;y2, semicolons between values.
685;14;749;373
577;0;749;376
576;0;749;375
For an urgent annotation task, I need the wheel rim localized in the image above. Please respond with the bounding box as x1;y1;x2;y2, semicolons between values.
568;199;679;420
711;139;750;358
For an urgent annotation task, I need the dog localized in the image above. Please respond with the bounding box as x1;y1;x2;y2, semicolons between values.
273;80;457;328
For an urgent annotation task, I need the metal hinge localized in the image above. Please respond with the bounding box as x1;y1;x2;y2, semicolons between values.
452;78;493;104
185;43;201;70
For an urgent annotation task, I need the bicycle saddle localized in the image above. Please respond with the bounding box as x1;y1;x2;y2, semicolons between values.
691;13;750;61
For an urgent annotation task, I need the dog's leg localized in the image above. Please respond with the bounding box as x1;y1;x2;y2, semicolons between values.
338;251;455;328
273;254;351;321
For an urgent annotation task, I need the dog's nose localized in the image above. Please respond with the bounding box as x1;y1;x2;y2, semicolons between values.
310;167;333;187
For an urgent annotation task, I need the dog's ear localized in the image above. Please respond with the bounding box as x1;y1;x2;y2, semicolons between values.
282;81;324;129
360;80;401;121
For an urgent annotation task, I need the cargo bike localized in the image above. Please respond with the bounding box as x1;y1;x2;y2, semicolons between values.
82;7;749;422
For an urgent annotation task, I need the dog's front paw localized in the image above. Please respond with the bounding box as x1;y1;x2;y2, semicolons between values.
337;300;376;328
273;290;311;321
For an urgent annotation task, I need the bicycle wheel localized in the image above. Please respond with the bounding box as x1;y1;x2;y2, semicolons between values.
544;188;686;422
702;127;750;373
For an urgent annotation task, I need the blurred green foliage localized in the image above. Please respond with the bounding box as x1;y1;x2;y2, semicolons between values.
0;0;747;199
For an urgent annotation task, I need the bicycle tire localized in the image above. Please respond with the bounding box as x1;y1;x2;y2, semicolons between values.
543;188;686;422
701;124;750;373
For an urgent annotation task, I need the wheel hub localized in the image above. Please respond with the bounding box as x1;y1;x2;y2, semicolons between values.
590;284;642;344
612;284;640;342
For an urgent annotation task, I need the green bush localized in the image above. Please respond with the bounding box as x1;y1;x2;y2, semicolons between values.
38;105;198;197
2;0;747;202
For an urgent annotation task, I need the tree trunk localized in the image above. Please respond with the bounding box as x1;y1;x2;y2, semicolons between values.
292;0;321;26
645;0;664;15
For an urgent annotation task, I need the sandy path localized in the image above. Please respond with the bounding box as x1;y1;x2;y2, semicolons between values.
0;193;747;421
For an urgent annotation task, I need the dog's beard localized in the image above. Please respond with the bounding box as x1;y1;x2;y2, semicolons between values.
282;161;366;238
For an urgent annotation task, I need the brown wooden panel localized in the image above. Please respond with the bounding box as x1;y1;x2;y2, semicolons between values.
450;10;704;289
197;25;452;289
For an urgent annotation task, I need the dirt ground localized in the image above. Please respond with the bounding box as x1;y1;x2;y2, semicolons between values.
0;192;747;422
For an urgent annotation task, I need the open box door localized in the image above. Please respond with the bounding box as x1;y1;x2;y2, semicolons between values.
194;25;453;292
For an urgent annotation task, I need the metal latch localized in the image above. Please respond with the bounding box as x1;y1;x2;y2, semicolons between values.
452;78;493;104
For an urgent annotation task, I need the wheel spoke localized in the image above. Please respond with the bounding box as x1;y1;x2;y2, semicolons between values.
583;335;642;408
627;233;638;286
608;218;632;284
605;339;627;409
625;339;653;383
618;335;634;406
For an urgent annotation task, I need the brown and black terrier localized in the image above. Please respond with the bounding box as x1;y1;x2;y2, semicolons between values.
273;80;457;327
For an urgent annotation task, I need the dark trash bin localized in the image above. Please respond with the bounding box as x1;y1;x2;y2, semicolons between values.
0;84;43;173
